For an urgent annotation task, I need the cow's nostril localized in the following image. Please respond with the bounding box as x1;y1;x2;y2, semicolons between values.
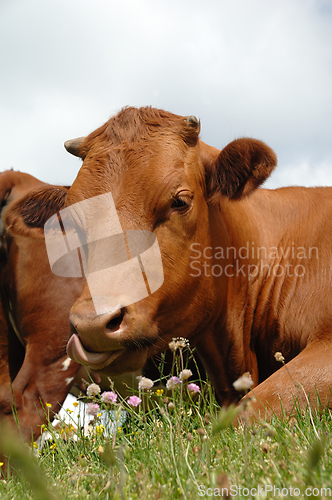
106;308;125;332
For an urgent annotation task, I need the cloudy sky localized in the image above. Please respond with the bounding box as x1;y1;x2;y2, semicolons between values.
1;0;331;189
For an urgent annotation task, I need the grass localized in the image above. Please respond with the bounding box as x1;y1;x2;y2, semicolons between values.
1;344;332;499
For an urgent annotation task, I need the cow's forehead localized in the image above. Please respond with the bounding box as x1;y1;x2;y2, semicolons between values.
69;145;202;223
80;106;200;152
68;112;203;207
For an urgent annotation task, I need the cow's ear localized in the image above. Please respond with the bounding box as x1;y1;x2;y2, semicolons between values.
19;186;69;228
201;138;277;200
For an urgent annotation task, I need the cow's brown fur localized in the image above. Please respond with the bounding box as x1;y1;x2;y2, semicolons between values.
65;106;332;420
0;172;85;441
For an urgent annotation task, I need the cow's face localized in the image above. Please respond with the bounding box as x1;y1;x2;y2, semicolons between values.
64;107;276;375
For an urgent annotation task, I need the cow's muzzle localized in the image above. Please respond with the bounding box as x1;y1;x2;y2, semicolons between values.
67;332;124;370
67;305;127;368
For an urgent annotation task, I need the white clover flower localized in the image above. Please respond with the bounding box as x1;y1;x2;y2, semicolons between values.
179;369;193;381
166;376;182;390
86;383;101;397
168;341;178;352
274;352;285;363
168;337;190;351
233;374;254;392
101;391;117;403
138;377;154;390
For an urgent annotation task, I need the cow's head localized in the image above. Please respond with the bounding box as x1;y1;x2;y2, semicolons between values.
63;107;277;375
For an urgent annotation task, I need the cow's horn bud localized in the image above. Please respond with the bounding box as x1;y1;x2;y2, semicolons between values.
184;115;200;128
64;137;85;158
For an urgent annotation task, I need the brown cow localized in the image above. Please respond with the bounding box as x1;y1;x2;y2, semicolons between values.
63;106;332;420
0;170;88;441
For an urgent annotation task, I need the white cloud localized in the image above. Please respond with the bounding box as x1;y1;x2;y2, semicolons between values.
265;160;332;189
0;0;331;188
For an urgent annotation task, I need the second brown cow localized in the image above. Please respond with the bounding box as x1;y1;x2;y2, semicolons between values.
0;171;143;441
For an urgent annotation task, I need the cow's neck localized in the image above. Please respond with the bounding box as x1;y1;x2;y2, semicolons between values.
196;189;320;402
227;189;318;360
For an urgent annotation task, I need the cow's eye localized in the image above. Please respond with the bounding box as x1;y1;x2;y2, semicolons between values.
169;193;192;214
171;197;188;210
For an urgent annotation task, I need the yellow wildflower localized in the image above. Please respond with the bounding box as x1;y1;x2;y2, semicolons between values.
46;403;52;408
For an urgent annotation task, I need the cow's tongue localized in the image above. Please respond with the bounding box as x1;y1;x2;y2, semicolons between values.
67;333;123;370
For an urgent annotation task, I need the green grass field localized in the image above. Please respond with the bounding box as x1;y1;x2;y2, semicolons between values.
1;346;332;499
